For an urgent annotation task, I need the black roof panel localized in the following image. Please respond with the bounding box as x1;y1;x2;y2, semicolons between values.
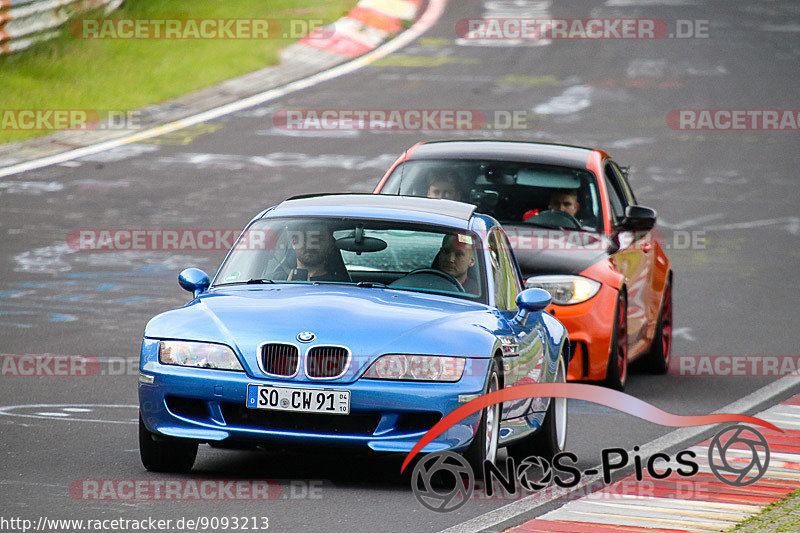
408;140;595;168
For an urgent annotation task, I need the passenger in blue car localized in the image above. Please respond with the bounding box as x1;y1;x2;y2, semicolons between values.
434;233;479;294
278;222;350;282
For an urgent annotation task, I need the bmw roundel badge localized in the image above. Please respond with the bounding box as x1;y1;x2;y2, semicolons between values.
297;331;315;343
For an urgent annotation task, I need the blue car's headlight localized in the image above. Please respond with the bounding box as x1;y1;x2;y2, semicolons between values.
363;355;465;382
158;340;244;371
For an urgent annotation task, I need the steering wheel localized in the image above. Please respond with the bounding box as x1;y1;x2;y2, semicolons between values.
390;268;465;292
525;209;583;230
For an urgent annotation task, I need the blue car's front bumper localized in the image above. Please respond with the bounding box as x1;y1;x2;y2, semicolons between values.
139;340;491;453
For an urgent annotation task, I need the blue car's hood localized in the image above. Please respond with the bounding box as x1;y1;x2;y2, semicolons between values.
145;284;502;382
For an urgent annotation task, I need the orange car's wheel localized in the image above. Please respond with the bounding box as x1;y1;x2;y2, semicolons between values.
644;280;672;374
604;291;628;391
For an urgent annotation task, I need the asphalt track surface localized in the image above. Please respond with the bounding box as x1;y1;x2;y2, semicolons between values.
1;1;800;532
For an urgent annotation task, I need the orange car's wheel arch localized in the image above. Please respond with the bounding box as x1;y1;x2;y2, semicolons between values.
603;287;628;390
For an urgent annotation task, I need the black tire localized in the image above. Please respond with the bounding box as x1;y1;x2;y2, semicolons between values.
139;415;198;473
604;291;628;391
508;352;568;461
463;360;501;479
643;280;672;374
208;440;258;450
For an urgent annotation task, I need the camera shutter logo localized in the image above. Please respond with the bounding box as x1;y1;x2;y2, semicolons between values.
516;456;553;491
410;451;474;512
708;424;770;486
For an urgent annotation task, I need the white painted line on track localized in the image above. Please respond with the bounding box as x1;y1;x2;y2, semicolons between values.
0;0;447;179
0;404;139;424
439;374;800;533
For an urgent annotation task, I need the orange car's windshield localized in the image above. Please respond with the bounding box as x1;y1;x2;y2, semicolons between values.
380;160;602;232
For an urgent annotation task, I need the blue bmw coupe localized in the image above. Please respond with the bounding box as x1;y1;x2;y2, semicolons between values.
138;194;569;473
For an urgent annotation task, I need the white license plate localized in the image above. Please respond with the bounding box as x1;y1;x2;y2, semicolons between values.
246;385;350;415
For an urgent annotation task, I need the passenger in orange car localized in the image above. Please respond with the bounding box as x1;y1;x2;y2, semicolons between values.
426;170;463;201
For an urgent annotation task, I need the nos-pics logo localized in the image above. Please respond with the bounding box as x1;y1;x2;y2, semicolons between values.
411;424;770;512
707;424;770;487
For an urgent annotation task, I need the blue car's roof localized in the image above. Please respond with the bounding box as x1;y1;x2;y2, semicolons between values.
261;193;479;228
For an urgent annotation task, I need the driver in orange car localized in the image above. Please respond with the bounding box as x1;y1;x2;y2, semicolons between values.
548;188;580;216
523;188;581;222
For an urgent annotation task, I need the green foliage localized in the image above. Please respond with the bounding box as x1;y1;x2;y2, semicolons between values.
0;0;356;143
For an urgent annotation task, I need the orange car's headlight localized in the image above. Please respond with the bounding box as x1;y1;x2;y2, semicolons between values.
525;275;601;305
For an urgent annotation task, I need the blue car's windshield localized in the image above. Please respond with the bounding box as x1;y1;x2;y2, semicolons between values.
214;217;487;302
380;159;602;231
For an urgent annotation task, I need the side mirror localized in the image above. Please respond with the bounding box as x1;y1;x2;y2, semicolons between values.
514;288;552;323
178;268;210;298
619;205;657;231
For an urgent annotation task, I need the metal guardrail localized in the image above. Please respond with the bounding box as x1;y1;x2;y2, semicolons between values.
0;0;123;55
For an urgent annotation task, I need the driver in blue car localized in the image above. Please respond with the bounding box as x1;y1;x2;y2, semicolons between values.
275;222;350;282
434;233;480;294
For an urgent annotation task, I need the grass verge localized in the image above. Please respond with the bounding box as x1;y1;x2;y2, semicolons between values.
0;0;357;144
729;488;800;532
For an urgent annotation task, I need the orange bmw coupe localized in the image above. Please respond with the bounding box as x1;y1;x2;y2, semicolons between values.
373;140;673;390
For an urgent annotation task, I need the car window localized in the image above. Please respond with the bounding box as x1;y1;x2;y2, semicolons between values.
487;231;507;310
603;163;627;222
336;229;442;272
608;161;637;205
493;229;522;311
501;231;524;296
213;217;486;302
379;160;603;231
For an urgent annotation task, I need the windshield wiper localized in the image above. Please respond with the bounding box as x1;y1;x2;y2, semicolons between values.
213;278;277;287
356;281;388;288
